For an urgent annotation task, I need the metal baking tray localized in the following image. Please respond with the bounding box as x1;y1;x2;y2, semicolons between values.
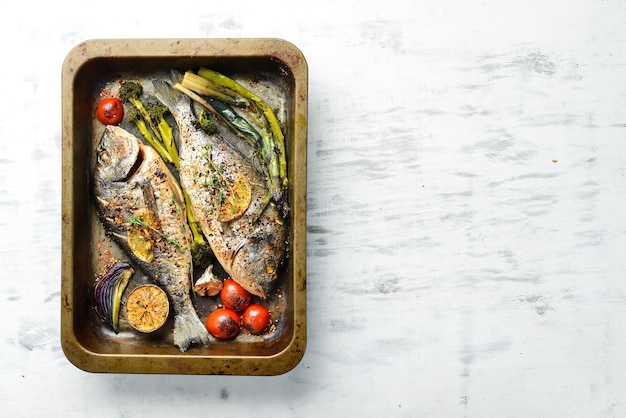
61;38;307;375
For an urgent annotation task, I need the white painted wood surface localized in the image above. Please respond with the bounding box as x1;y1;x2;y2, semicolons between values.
1;0;626;416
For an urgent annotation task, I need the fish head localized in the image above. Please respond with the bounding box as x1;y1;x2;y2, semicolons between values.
231;235;281;299
95;125;141;183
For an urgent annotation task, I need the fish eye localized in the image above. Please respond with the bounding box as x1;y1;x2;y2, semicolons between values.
98;149;111;166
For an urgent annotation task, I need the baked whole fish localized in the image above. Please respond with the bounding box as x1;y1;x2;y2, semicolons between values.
93;125;210;352
153;79;287;299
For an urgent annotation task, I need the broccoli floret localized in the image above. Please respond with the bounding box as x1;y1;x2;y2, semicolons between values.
123;105;157;147
191;240;214;269
145;102;178;167
196;108;217;135
118;81;173;164
124;105;140;123
146;102;168;120
119;81;144;103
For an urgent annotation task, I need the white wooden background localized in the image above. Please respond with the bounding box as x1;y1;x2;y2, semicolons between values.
1;0;626;416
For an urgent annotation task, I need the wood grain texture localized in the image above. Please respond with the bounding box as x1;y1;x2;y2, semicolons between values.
1;0;626;416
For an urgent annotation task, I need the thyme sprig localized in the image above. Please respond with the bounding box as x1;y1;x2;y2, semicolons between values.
201;144;233;204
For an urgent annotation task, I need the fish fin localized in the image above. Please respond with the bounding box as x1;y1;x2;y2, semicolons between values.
172;312;210;352
168;69;184;85
153;78;187;110
139;182;163;226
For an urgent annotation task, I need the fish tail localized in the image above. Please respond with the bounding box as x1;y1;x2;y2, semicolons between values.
172;312;210;352
153;77;189;113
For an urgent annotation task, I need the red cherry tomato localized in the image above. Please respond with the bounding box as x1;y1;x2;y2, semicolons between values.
205;308;240;339
96;97;124;125
220;278;251;313
241;304;271;335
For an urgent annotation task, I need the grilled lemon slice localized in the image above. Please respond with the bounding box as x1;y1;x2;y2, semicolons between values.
127;209;159;263
218;172;252;222
125;284;170;333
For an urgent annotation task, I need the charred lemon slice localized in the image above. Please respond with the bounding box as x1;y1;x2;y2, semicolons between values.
218;172;252;222
127;209;159;262
125;284;170;333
